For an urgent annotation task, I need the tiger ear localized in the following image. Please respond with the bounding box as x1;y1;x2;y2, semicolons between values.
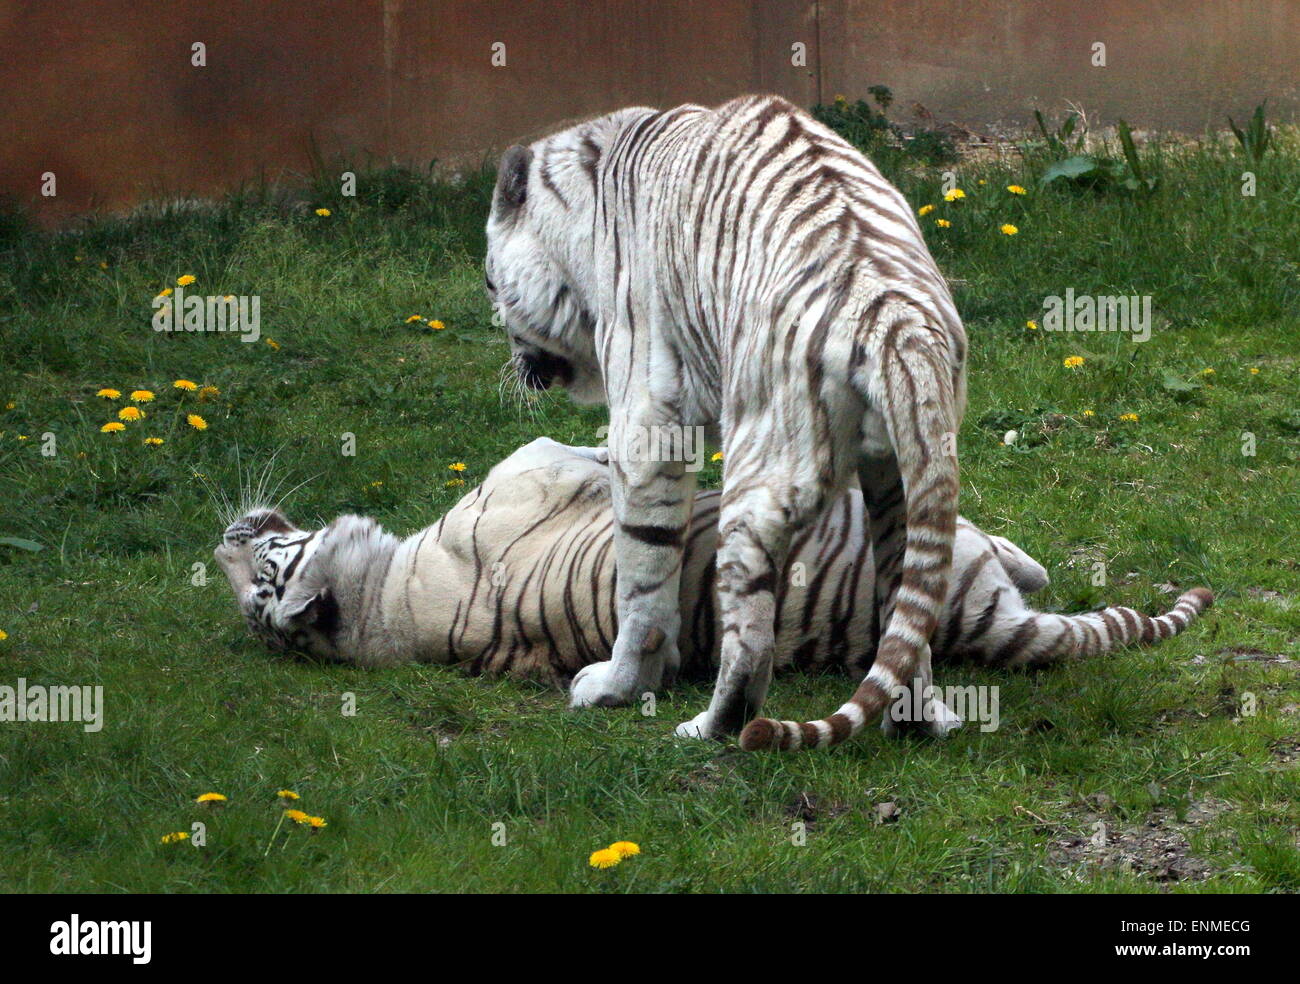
495;145;533;212
281;588;340;634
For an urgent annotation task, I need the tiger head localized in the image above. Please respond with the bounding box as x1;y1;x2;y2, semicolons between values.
214;507;342;659
484;109;655;406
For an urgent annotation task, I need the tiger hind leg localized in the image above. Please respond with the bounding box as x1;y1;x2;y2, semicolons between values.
740;335;963;751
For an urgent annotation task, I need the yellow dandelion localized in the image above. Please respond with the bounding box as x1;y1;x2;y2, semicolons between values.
176;274;196;287
96;388;121;399
942;188;965;202
1000;224;1019;236
130;390;155;403
195;792;227;805
935;219;951;228
448;462;467;472
978;179;987;185
1026;320;1039;330
404;314;424;323
588;848;621;869
74;254;83;262
368;480;383;488
314;208;331;217
834;94;846;103
918;204;936;216
444;478;466;489
284;809;309;823
1007;184;1027;195
118;406;144;421
711;451;724;462
156;287;173;299
1082;409;1096;418
160;831;190;845
305;816;328;829
99;261;108;270
1119;412;1139;422
4;402;13;410
17;435;27;441
173;379;197;391
1200;367;1215;376
100;422;125;433
609;841;641;859
1248;367;1260;374
265;338;280;351
198;384;220;400
277;790;301;802
428;319;447;330
187;414;208;431
143;437;164;446
1063;356;1085;369
0;629;8;641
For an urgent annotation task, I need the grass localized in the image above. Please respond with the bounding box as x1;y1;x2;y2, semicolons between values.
0;123;1298;893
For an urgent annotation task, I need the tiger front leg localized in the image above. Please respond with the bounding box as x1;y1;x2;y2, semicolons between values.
569;418;694;708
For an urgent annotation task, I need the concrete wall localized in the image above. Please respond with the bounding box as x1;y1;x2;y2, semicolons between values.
4;0;1297;221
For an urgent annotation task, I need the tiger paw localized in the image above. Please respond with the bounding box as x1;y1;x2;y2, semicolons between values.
568;661;639;708
881;695;962;738
674;711;717;739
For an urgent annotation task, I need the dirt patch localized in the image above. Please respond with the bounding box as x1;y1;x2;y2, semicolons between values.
1049;798;1231;885
1267;737;1300;764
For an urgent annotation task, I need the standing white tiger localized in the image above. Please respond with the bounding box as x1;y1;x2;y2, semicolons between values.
485;95;967;750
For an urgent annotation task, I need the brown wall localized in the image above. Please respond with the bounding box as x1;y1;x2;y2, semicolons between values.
4;1;1297;221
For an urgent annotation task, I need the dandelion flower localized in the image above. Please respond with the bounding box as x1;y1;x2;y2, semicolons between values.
118;406;144;421
176;274;196;287
305;816;328;829
428;319;446;330
711;451;724;462
160;831;190;845
198;385;220;400
588;848;621;869
277;790;301;802
1007;184;1027;195
4;402;13;410
96;388;121;399
187;414;208;431
1026;320;1039;330
0;629;7;641
143;437;164;446
935;219;951;228
1248;367;1260;375
444;478;465;488
1082;409;1096;418
834;94;846;103
196;792;227;805
314;208;331;217
130;390;155;403
284;809;309;823
917;204;935;216
1119;412;1139;422
609;841;641;858
1200;367;1215;377
1000;224;1019;236
17;435;27;441
100;422;125;433
173;379;197;391
404;315;424;323
448;462;467;472
1063;356;1085;369
942;188;965;202
265;338;280;351
156;288;173;299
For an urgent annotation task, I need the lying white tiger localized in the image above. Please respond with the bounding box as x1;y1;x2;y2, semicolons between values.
215;438;1212;730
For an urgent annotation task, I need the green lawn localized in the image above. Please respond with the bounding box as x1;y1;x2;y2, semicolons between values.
1;122;1297;893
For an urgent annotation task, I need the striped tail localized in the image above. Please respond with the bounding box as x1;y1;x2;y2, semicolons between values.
991;587;1214;667
739;588;1213;751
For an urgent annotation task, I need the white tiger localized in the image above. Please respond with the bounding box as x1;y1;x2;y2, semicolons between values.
215;438;1213;720
485;94;968;750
